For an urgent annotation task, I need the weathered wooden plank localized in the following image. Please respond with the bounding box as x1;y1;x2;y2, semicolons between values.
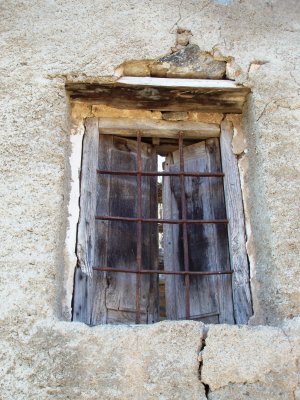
163;161;181;320
163;139;234;323
196;139;234;324
65;78;250;113
98;117;220;138
73;267;94;324
73;118;99;324
92;135;159;325
89;133;113;324
76;118;99;276
220;121;252;324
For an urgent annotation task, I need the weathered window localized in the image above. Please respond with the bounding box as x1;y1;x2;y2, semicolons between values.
72;118;252;326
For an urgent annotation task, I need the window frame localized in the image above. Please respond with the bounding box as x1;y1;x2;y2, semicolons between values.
72;117;252;325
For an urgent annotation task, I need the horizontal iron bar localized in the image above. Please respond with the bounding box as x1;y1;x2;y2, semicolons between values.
95;216;229;224
97;169;224;177
92;267;233;276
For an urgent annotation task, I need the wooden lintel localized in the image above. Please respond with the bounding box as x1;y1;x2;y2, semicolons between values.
66;77;250;113
98;117;220;139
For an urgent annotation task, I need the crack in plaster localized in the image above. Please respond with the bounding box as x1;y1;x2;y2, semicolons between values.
256;95;300;122
170;0;210;35
198;326;211;399
256;101;273;122
171;0;184;33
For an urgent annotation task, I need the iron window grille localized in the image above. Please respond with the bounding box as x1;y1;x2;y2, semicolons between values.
93;131;233;324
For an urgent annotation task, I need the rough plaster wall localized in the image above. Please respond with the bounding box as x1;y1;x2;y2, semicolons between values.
0;0;300;398
0;319;299;399
0;321;205;400
201;319;300;399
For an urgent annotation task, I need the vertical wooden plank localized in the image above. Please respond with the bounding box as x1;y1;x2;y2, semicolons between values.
220;120;252;324
144;151;160;323
73;118;99;324
163;139;234;323
163;157;182;319
203;138;234;324
90;134;113;324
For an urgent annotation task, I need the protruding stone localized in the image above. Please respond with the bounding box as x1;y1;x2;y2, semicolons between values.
116;45;226;79
150;45;226;79
176;29;192;47
115;60;152;77
226;60;242;80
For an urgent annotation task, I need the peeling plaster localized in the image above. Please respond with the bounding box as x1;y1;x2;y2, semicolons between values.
62;127;84;319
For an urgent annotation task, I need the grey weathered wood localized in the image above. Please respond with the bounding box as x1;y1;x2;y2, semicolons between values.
73;267;94;324
73;118;99;324
92;135;159;324
98;117;220;139
220;121;252;324
163;165;180;320
163;139;234;323
76;118;99;276
66;78;250;113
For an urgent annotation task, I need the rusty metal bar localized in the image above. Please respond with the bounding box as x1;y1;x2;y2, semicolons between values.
97;169;224;177
95;216;228;224
179;131;190;320
93;267;233;276
136;132;142;324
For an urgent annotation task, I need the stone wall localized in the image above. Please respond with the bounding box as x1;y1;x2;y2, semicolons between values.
0;0;299;398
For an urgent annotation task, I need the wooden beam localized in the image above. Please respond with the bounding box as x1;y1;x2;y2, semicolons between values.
220;121;253;324
66;78;250;113
98;117;220;139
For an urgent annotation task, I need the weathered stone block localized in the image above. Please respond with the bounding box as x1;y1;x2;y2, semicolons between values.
5;320;206;400
201;323;299;397
152;45;226;79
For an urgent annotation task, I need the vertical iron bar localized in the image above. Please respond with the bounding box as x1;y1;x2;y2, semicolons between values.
136;132;142;324
179;132;191;320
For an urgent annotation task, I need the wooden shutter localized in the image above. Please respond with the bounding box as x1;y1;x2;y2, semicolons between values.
73;130;159;325
163;138;235;324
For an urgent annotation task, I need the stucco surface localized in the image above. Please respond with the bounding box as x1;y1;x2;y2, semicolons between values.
202;319;300;398
0;321;205;400
0;319;299;399
0;0;300;398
